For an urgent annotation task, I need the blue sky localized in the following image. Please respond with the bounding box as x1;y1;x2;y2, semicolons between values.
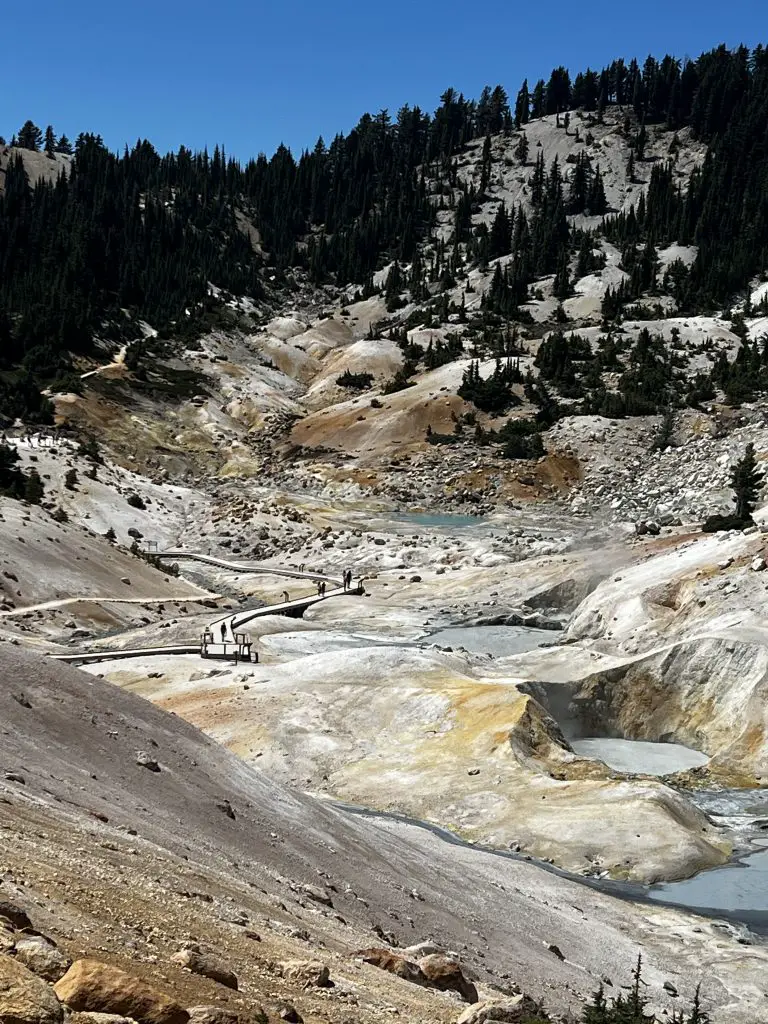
2;0;764;161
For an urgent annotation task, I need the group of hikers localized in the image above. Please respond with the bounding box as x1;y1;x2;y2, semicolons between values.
2;430;64;447
214;567;356;645
316;568;354;597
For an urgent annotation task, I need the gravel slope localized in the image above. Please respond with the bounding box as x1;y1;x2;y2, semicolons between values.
2;646;768;1022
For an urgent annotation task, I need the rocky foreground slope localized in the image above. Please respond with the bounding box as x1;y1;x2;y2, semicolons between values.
2;645;768;1024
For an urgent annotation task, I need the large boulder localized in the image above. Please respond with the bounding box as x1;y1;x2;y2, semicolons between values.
14;937;71;982
280;959;331;988
417;953;478;1003
0;899;35;932
456;995;544;1023
185;1009;239;1024
355;947;428;987
0;952;64;1024
54;960;188;1024
169;949;238;991
402;941;447;959
0;920;16;953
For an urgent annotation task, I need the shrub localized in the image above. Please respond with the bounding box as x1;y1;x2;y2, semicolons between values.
77;437;103;463
24;469;44;505
336;370;374;390
382;362;417;394
126;493;146;510
702;513;751;533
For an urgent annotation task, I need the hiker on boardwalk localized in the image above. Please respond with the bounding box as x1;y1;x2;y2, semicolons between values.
282;590;290;603
220;623;227;642
320;581;326;597
344;569;353;591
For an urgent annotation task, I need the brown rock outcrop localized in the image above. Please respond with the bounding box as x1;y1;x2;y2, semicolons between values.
54;960;188;1024
0;952;64;1024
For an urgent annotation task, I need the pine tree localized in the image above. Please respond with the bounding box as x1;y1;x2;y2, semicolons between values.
582;983;609;1024
514;132;529;165
0;442;25;498
732;443;764;522
553;250;572;299
627;150;636;183
652;406;676;450
489;203;511;258
24;468;44;504
44;125;56;159
55;134;73;154
384;261;403;311
686;984;710;1024
17;120;43;151
514;80;530;126
589;165;608;214
480;134;492;193
531;79;546;118
568;152;590;213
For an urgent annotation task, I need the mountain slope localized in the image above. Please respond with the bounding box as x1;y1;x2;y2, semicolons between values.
3;645;768;1023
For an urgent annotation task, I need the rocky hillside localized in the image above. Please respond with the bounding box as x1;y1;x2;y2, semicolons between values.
5;644;763;1024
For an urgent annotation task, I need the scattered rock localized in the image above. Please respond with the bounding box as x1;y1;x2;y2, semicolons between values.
170;949;238;990
299;884;332;907
0;951;64;1024
663;982;679;997
402;942;445;959
54;959;188;1024
0;927;16;953
0;899;34;932
280;960;331;988
546;943;565;961
186;1008;239;1024
417;953;478;1003
356;948;427;987
14;937;71;982
4;771;26;785
214;800;235;820
751;556;766;572
277;1005;302;1023
135;752;160;773
70;1015;139;1024
456;995;543;1023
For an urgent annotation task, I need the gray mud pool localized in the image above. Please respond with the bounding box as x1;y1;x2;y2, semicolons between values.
571;738;710;776
427;624;560;657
